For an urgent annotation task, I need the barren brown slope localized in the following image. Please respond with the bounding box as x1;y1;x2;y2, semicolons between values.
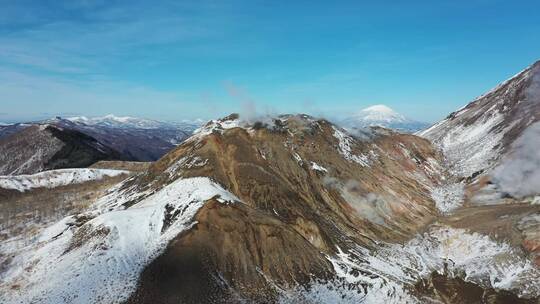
123;114;447;302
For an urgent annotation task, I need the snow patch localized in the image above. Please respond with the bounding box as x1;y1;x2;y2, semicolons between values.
0;168;129;192
310;162;327;173
293;152;303;165
165;156;208;177
430;182;464;213
332;127;371;167
291;226;540;303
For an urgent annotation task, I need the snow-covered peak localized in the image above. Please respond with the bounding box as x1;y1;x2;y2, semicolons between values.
359;105;407;123
66;115;201;130
68;114;161;129
341;104;428;133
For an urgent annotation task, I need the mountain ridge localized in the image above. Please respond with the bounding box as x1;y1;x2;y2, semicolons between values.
419;60;540;179
0;116;202;174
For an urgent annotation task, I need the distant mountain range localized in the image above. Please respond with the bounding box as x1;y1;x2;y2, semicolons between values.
66;114;203;131
0;115;202;175
340;104;429;133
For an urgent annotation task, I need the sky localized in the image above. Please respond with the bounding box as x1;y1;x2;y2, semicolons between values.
1;0;540;123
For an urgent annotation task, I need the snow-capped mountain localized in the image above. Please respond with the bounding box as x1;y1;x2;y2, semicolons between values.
67;114;201;132
340;104;429;133
51;116;201;160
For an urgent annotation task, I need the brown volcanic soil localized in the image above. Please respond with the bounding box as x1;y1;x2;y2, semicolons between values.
150;119;443;244
441;203;540;266
416;271;537;304
2;114;538;303
121;116;448;302
127;200;334;304
4;115;537;303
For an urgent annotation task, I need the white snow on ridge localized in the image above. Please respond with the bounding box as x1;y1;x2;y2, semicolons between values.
0;177;241;304
69;114;163;129
0;168;129;192
423;110;505;177
311;162;327;173
356;105;407;123
304;226;540;303
430;182;465;213
67;114;201;130
332;127;371;167
419;62;540;178
190;117;243;141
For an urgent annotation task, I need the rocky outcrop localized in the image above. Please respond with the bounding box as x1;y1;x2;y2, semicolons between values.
118;115;448;301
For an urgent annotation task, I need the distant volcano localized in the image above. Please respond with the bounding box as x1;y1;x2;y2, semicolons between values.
340;104;429;133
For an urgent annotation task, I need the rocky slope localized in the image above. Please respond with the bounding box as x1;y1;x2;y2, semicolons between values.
419;60;540;179
0;114;452;303
1;111;538;303
417;60;540;275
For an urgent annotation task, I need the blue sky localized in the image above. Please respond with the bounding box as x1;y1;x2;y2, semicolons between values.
1;0;539;123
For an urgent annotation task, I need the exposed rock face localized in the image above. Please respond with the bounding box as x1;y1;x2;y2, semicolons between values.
127;200;334;304
0;125;128;175
123;116;447;302
149;115;444;243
